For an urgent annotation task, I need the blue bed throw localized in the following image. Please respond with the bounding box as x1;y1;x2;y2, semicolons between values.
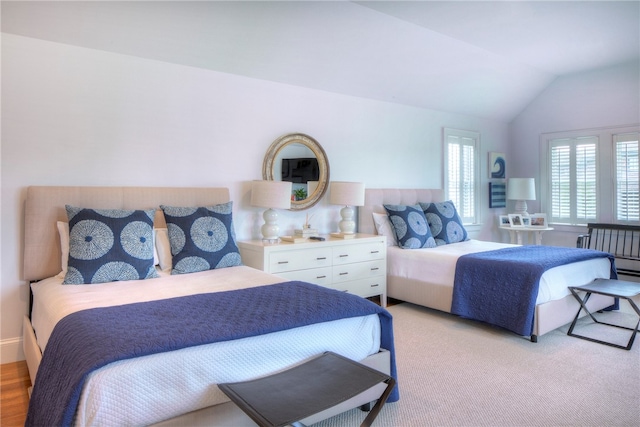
26;281;398;427
451;246;616;337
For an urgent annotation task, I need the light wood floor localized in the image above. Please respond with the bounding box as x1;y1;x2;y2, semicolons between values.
1;361;30;426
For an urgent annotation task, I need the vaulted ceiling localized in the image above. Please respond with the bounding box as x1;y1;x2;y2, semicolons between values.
2;1;639;122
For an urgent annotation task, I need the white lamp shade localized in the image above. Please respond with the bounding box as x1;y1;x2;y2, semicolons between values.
329;182;365;206
507;178;536;201
251;180;292;209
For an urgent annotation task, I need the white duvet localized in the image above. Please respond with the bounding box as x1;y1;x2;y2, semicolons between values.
387;240;612;305
30;266;382;426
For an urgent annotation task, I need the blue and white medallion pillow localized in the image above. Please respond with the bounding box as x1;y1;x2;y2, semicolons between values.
63;206;159;284
383;204;437;249
160;202;242;274
419;201;469;245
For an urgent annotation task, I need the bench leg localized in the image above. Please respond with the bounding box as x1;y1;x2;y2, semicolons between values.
359;402;373;411
568;289;640;350
360;377;396;427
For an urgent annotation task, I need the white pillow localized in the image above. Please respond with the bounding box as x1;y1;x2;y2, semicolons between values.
57;221;70;275
155;228;172;272
372;212;397;247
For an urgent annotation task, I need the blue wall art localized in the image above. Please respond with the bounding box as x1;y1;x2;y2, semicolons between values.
489;182;506;208
489;152;506;179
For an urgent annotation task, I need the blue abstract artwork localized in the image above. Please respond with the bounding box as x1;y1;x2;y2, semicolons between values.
490;152;506;179
489;182;506;208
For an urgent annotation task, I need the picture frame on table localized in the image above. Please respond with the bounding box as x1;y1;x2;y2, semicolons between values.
530;213;547;227
508;214;524;227
499;215;511;226
522;217;531;227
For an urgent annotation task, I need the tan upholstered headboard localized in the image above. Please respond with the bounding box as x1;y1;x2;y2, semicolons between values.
23;186;231;282
358;188;444;235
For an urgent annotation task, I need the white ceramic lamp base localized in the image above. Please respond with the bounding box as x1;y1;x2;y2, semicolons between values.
261;208;280;243
338;205;356;234
513;200;529;217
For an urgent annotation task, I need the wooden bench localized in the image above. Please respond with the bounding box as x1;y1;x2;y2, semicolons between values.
577;223;640;278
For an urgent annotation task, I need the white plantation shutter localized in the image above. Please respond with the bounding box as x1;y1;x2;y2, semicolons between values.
448;142;461;206
576;143;597;220
550;143;571;219
444;128;478;224
615;133;640;221
549;137;597;225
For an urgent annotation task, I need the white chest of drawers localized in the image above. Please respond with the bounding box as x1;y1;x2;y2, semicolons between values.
238;234;387;306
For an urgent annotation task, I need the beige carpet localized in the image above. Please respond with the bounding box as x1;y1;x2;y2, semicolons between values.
314;303;640;427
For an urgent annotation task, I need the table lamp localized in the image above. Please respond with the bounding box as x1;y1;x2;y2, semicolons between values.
329;181;365;235
251;180;292;243
507;178;536;216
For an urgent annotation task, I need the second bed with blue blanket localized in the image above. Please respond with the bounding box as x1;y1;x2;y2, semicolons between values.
360;189;619;341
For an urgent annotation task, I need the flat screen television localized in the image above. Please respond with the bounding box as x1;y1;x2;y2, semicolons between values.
281;158;319;183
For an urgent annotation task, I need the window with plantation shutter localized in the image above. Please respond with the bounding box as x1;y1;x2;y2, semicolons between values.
444;128;479;224
542;126;640;226
615;133;640;221
548;137;597;225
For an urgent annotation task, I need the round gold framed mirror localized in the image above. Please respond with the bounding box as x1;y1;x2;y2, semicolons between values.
262;133;330;210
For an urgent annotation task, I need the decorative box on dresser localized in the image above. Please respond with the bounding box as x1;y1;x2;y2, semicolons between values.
238;234;387;306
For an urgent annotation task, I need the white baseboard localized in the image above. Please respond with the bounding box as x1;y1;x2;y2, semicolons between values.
1;336;25;364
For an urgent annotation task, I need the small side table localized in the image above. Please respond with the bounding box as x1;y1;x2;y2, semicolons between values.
219;351;395;427
499;226;554;245
567;279;640;350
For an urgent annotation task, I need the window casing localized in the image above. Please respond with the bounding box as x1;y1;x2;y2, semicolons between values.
549;137;597;225
444;128;479;224
541;126;640;226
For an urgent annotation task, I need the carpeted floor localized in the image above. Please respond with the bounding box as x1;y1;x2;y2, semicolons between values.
314;303;640;427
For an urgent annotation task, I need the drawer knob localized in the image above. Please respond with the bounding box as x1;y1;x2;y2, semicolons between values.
371;250;380;254
316;257;327;260
370;283;379;287
316;275;327;279
339;272;349;276
371;267;379;271
277;261;289;265
339;254;348;258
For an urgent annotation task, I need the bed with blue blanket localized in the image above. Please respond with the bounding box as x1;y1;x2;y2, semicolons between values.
22;186;396;426
359;188;618;342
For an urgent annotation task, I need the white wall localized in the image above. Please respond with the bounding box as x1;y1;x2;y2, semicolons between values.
509;60;640;247
1;34;510;362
